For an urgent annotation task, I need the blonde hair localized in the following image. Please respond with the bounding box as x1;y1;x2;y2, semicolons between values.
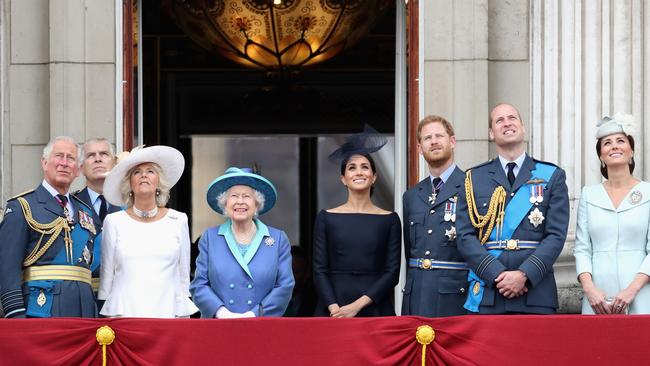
119;163;171;208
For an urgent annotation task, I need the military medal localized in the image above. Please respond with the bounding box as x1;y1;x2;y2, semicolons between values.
445;226;457;241
630;190;642;205
444;202;452;221
529;185;544;204
428;192;437;205
82;246;91;265
528;207;545;228
264;237;275;246
78;211;96;235
37;290;47;307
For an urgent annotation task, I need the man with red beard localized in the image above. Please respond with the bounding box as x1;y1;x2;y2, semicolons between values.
402;115;468;317
456;103;569;314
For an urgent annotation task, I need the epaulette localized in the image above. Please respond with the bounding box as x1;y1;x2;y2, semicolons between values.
469;159;494;171
8;189;34;201
532;158;560;168
70;193;93;211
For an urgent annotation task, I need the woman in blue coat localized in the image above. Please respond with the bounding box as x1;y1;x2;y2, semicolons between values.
190;167;294;318
574;114;650;314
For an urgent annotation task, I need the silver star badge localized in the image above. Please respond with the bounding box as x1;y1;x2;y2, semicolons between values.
264;237;275;246
445;226;457;241
528;207;545;228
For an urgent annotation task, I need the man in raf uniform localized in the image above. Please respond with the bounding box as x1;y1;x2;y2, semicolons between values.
456;103;569;314
74;138;119;293
0;136;101;318
402;115;468;317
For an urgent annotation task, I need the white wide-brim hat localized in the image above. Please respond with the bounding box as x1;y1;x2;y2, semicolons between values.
103;145;185;206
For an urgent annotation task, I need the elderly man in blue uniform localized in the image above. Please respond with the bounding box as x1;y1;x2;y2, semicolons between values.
402;115;468;317
0;136;101;318
456;103;569;314
75;137;120;294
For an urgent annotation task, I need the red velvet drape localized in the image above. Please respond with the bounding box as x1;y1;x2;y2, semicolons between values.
0;315;647;365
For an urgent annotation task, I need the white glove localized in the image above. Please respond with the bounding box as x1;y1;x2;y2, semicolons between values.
215;306;235;319
216;307;256;319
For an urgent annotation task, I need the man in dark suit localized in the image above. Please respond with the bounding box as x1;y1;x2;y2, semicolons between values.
0;136;101;318
456;103;569;314
402;115;468;317
74;138;119;293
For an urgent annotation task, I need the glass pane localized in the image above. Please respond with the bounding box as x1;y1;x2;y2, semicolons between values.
191;136;300;245
317;135;395;212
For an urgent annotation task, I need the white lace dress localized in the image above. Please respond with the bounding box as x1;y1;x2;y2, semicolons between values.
98;209;198;317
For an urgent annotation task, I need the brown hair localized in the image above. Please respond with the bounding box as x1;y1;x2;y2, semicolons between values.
417;115;455;141
596;134;635;179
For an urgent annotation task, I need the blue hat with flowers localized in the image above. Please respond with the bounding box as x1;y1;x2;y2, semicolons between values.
596;113;637;139
206;167;277;215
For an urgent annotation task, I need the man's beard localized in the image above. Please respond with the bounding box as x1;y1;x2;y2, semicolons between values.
423;150;451;168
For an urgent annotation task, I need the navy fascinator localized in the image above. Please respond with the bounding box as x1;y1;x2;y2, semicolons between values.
328;124;388;163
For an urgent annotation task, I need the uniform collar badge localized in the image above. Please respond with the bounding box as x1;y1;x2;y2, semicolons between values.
264;237;275;246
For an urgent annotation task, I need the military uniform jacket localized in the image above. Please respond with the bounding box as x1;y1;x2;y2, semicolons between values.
74;187;120;289
456;155;569;314
402;166;468;317
0;184;101;318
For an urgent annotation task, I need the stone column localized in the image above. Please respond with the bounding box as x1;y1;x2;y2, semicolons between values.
1;0;117;199
421;0;490;174
531;0;648;312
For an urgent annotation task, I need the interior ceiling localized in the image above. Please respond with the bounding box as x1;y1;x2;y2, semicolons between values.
142;0;396;135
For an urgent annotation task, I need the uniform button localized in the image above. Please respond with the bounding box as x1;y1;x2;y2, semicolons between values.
247;284;253;289
229;299;234;304
229;283;235;289
460;288;466;294
510;192;515;197
247;300;252;305
424;250;431;256
410;221;414;226
483;203;487;207
427;229;433;235
430;209;435;214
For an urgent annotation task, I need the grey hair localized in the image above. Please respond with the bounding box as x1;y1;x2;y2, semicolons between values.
216;186;265;218
119;162;171;208
81;138;115;158
42;136;82;164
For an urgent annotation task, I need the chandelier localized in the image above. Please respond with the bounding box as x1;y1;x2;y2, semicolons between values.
165;0;389;70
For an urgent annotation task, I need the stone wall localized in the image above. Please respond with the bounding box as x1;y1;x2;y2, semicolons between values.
1;0;117;201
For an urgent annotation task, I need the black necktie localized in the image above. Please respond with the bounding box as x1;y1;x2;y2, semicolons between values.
506;162;517;186
98;195;107;221
432;177;443;195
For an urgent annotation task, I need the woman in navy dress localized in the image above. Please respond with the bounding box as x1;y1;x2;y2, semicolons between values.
313;127;401;317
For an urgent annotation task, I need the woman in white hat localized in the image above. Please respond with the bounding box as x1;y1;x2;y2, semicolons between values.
190;167;294;318
98;145;198;317
574;114;650;314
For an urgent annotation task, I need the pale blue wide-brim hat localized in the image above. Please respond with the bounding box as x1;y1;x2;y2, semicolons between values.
206;167;277;215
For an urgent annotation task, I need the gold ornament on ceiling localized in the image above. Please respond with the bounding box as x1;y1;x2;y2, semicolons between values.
165;0;390;70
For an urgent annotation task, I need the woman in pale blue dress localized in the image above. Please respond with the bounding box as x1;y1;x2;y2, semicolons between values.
574;114;650;314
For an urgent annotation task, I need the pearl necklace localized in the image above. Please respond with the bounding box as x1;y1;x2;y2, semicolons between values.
133;205;158;219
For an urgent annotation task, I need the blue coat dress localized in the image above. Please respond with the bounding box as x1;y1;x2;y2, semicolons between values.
190;219;294;317
574;182;650;314
0;184;101;318
402;167;469;317
456;155;569;314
